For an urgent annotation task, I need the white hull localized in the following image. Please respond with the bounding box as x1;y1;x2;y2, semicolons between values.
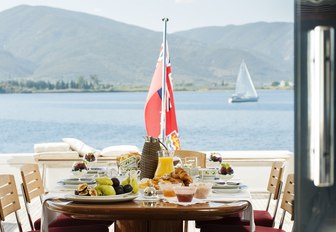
228;96;259;103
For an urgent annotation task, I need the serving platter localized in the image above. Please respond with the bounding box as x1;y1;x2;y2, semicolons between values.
64;193;138;203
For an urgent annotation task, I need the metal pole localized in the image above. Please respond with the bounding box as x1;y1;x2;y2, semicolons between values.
160;18;168;143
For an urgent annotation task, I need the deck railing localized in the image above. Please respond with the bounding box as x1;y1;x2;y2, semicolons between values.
0;150;293;193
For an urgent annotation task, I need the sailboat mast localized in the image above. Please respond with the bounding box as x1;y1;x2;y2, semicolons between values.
160;18;168;143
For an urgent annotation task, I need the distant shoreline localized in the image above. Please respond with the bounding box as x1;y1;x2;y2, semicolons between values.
0;86;293;94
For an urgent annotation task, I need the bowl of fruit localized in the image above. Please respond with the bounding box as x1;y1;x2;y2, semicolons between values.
83;152;97;168
207;152;223;168
71;161;88;180
218;163;234;181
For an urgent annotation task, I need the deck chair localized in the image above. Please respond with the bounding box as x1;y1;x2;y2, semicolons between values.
197;161;285;228
200;174;295;232
174;150;206;168
20;163;112;230
0;174;108;232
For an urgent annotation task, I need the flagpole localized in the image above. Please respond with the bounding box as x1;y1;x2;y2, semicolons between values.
160;18;168;144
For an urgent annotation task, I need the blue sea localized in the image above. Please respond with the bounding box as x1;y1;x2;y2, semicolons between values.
0;90;294;153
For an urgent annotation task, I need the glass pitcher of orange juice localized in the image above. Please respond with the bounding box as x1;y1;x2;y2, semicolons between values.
154;150;174;177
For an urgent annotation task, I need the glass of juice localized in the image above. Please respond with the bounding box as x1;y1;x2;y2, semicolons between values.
154;150;174;177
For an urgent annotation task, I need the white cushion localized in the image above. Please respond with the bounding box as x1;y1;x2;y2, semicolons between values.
62;138;96;156
101;145;140;157
34;151;79;158
34;142;70;153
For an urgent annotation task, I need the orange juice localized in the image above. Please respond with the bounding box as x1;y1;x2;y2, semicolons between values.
154;157;174;177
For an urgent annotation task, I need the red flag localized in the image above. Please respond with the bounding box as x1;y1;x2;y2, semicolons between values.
144;42;180;150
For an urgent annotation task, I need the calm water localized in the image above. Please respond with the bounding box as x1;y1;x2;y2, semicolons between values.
0;90;294;153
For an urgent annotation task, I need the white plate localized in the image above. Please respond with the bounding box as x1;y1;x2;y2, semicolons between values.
212;188;242;193
212;183;240;189
212;183;247;193
64;193;138;203
60;178;96;185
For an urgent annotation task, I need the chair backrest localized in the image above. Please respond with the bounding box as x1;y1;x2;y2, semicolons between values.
20;163;45;230
0;174;23;232
264;161;285;227
267;161;285;200
279;174;295;228
173;150;206;168
20;163;45;203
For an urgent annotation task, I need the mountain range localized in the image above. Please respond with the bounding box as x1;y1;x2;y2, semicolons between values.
0;5;293;88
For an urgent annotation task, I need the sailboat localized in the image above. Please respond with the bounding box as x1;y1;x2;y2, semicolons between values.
228;60;259;103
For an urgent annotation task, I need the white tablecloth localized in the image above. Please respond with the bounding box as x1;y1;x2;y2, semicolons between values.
42;188;255;232
41;192;67;232
207;189;255;232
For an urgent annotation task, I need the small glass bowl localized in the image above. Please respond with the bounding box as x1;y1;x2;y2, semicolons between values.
218;174;234;181
159;182;182;197
191;182;213;199
199;168;218;180
83;152;97;168
71;161;88;179
173;186;197;202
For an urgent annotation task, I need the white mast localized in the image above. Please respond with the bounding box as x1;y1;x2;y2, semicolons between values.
160;18;168;144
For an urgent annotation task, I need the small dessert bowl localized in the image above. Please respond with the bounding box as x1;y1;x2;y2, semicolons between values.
199;168;218;180
191;182;213;199
159;182;182;197
218;174;234;181
71;161;88;180
173;186;197;202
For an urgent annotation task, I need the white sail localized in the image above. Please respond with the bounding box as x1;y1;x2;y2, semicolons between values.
229;60;258;103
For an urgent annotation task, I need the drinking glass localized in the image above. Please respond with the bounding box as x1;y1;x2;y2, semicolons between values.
184;157;199;177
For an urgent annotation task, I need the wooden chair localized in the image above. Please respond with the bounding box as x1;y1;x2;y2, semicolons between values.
200;174;295;232
197;161;285;228
173;150;206;232
254;161;286;227
20;163;112;230
174;150;206;168
0;175;23;232
0;174;108;232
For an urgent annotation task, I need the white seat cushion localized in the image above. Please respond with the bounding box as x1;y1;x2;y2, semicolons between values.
101;145;140;157
34;142;70;153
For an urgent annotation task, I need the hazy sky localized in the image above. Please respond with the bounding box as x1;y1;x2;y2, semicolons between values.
0;0;293;32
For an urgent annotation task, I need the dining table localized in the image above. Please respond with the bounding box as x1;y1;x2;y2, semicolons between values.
42;184;255;232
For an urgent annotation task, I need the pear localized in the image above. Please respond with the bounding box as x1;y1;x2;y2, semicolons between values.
95;177;112;186
95;186;103;196
121;177;130;186
95;185;116;196
130;178;139;194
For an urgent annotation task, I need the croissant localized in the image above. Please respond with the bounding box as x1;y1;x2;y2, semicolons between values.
153;167;193;187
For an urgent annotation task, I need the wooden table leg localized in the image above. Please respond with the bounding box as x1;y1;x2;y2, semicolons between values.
115;220;183;232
